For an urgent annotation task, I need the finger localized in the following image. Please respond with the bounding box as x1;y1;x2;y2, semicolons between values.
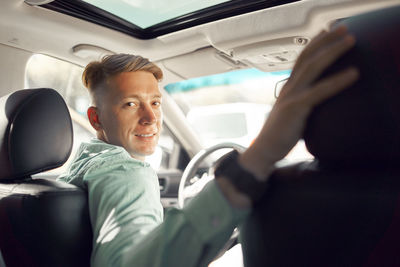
297;25;348;64
290;33;356;88
294;30;327;68
302;67;359;107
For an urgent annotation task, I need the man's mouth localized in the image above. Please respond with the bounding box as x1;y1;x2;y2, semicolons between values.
135;133;156;137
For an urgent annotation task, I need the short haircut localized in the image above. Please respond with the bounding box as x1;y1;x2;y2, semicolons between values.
82;54;163;103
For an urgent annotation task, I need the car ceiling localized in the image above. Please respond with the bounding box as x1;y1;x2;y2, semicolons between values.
0;0;398;158
0;0;399;84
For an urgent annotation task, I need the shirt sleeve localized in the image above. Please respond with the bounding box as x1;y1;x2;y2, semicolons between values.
85;161;249;267
121;180;249;267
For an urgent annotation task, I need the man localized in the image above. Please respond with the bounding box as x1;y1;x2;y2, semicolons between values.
59;25;358;266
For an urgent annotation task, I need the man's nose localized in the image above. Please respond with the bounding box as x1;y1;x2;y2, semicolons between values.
139;104;157;125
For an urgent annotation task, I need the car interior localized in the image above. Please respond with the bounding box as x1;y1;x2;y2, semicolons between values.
0;0;399;266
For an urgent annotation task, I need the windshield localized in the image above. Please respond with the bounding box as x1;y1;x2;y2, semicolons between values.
165;68;313;164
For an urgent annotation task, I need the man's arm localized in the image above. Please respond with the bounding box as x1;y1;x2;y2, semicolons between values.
121;181;248;267
216;25;359;208
85;161;248;267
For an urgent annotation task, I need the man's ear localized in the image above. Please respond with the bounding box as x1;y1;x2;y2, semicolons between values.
87;106;102;131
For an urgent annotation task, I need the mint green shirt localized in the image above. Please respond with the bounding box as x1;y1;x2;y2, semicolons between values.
59;139;249;267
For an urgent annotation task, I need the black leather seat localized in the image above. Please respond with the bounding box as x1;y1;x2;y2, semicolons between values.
0;88;92;267
241;5;400;267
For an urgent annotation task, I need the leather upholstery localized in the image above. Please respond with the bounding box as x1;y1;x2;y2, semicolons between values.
0;89;73;180
304;5;400;165
241;162;400;266
0;88;92;267
241;5;400;267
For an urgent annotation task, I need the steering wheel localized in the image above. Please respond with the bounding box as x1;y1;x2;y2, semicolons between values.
178;142;246;208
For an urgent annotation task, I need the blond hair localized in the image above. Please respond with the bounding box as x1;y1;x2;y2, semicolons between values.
82;54;163;101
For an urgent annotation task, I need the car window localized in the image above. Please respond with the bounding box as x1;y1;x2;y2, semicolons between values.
42;0;299;39
82;0;230;29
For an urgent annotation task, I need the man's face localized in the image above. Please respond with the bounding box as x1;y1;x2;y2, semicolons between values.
96;71;162;160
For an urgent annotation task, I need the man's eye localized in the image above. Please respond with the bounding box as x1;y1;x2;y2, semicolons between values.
153;101;161;107
127;102;137;107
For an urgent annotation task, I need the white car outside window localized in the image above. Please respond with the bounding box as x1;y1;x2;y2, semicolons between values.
187;103;271;148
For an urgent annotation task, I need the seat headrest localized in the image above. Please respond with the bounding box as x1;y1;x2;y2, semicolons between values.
304;5;400;166
0;88;73;180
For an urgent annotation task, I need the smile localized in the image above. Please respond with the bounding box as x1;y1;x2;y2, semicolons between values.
135;133;156;137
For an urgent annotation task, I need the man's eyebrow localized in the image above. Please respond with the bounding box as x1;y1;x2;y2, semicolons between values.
122;94;162;99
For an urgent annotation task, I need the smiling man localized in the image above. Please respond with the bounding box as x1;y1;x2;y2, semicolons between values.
86;70;163;159
59;55;168;266
59;25;358;267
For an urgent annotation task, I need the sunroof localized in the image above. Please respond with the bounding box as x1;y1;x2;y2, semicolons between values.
82;0;231;29
42;0;300;39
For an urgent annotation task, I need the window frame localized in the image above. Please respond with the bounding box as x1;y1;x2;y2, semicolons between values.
41;0;300;40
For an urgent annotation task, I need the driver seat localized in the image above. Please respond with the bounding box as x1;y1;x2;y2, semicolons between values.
0;88;92;267
240;5;400;267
